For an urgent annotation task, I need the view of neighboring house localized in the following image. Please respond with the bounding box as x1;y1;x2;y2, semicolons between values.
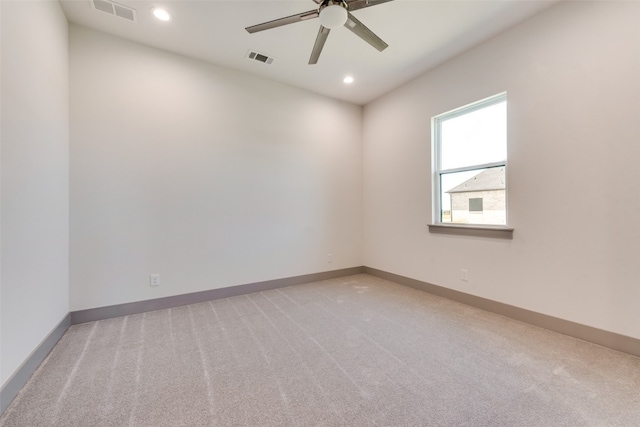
446;167;506;225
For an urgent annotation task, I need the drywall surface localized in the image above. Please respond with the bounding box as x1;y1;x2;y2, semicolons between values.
69;26;362;310
363;1;640;339
1;1;69;386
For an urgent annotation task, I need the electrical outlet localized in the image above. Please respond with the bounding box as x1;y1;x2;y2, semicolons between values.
460;269;469;282
327;253;333;263
150;274;160;287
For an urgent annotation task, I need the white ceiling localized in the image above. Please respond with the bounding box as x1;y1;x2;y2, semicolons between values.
60;0;558;105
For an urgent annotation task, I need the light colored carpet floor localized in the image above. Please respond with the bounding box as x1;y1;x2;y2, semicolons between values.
1;274;639;426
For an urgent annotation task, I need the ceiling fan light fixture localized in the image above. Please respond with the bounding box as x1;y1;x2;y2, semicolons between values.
319;5;348;29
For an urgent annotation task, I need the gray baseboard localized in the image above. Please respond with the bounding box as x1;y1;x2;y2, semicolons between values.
71;266;364;324
1;313;71;415
363;266;640;358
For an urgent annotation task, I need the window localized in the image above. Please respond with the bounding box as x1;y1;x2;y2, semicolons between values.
469;198;483;212
432;93;507;226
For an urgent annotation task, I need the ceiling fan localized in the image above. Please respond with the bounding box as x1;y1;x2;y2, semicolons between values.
245;0;394;65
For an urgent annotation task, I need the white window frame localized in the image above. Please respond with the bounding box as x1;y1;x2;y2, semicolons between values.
431;93;508;229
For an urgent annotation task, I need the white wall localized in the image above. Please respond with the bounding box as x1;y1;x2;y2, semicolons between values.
1;0;69;386
363;1;640;339
69;26;363;311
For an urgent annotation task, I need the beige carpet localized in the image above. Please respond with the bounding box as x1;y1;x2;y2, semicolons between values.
1;274;639;426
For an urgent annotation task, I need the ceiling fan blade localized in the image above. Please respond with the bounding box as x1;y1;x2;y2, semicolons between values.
343;12;388;51
347;0;394;12
309;26;331;65
246;10;319;34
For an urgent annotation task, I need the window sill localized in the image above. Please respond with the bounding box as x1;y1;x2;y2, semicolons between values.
428;223;514;239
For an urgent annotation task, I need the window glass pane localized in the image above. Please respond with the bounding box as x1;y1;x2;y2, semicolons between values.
440;100;506;170
469;198;483;212
440;167;506;225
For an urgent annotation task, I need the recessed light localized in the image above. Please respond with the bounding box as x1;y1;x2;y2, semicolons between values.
343;76;354;84
152;7;171;21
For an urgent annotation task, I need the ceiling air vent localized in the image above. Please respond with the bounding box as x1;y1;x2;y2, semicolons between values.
247;50;275;65
91;0;137;22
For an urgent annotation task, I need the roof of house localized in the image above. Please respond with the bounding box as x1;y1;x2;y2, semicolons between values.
446;167;505;193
